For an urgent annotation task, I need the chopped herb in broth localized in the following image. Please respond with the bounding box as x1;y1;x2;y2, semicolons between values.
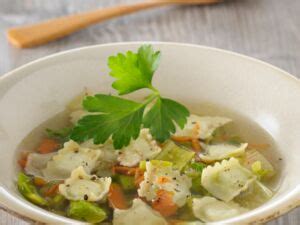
16;45;279;224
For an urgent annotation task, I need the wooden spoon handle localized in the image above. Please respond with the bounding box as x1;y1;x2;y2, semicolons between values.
7;0;221;48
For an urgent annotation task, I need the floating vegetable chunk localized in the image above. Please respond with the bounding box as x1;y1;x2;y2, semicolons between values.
113;198;168;225
25;152;56;178
155;141;195;171
192;197;247;222
201;158;256;202
118;129;161;167
234;180;273;209
244;149;275;179
42;140;101;180
200;143;247;163
67;200;107;223
138;161;192;207
174;115;232;140
59;166;111;201
17;173;47;206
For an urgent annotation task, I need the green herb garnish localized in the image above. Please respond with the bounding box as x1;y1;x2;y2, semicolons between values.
70;45;189;149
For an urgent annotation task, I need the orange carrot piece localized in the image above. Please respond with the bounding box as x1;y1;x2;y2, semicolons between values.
134;169;144;187
33;177;47;187
18;152;29;169
37;138;60;154
108;183;128;209
152;189;178;217
171;136;192;143
112;166;137;176
44;183;59;197
248;143;270;150
191;139;201;152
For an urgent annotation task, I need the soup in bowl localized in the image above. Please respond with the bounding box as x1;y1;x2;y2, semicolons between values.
0;42;299;224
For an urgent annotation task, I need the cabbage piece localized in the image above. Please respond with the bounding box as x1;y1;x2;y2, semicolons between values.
24;152;56;178
67;200;107;223
192;196;247;222
174;115;232;139
42;140;101;180
201;158;256;202
234;180;273;209
59;166;111;201
117;129;161;167
243;149;275;179
17;173;47;206
113;198;167;225
138;160;192;207
155;141;195;171
200;143;247;163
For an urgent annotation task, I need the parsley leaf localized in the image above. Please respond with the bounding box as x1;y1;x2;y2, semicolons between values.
108;45;161;95
143;98;190;142
70;94;145;149
70;44;190;149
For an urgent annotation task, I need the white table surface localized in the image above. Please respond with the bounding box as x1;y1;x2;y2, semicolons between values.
0;0;299;224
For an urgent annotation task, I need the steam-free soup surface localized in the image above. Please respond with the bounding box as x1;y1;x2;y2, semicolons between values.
16;102;281;224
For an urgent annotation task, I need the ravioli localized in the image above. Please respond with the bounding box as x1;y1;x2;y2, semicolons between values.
117;129;161;167
42;140;101;180
113;198;168;225
174;115;232;139
200;143;247;163
81;139;119;177
192;197;247;222
24;152;56;178
59;166;111;201
201;158;256;202
138;161;192;207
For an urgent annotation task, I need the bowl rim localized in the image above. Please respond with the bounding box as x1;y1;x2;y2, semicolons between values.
0;41;299;224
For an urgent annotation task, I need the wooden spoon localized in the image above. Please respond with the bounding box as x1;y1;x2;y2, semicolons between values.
7;0;222;48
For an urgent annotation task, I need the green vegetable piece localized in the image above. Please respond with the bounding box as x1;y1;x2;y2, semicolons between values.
139;160;173;171
108;45;161;95
70;94;145;149
139;161;147;170
46;127;72;142
143;98;189;142
48;194;68;211
17;173;47;206
67;201;107;223
114;175;135;192
190;162;206;173
155;141;194;170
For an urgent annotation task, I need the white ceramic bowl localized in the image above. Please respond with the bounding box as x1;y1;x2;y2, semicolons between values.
0;42;299;224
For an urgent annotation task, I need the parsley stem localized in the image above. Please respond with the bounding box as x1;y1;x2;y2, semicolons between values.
148;85;160;95
143;91;160;106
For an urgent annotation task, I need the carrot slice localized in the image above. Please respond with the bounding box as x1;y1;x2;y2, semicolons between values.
33;177;47;187
112;166;137;176
171;136;192;143
134;169;144;187
18;152;29;169
44;183;59;197
37;138;60;154
248;143;270;150
108;183;128;209
152;189;178;217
